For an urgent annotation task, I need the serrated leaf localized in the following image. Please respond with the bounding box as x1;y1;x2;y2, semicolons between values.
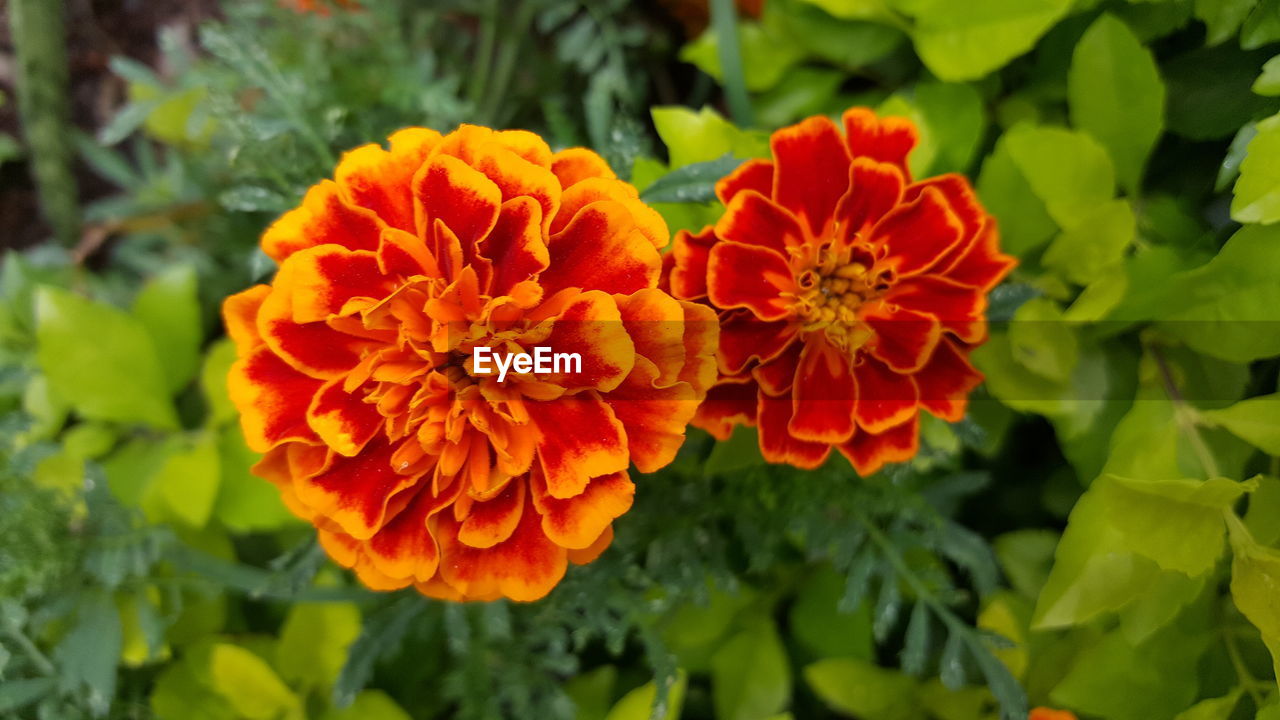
1227;515;1280;680
1068;14;1165;194
640;155;746;204
1043;200;1135;287
1003;125;1116;230
1200;393;1280;454
900;0;1072;82
651;106;770;169
35;286;177;429
1255;54;1280;96
1231;112;1280;224
1194;0;1257;45
901;602;931;675
55;591;123;717
1172;690;1242;720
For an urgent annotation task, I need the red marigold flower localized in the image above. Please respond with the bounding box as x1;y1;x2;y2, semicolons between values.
664;108;1015;475
1029;709;1077;720
223;125;717;602
280;0;358;15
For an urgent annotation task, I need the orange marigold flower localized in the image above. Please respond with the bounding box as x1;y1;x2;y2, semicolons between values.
223;124;717;602
281;0;358;15
1029;709;1077;720
663;108;1015;475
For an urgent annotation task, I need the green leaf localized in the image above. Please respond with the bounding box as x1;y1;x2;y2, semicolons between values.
322;691;412;720
804;658;917;720
710;619;791;720
278;602;362;690
213;425;296;532
1227;515;1280;680
898;0;1072;82
913;81;986;175
209;644;304;720
680;21;806;93
1200;393;1280;454
789;566;873;661
976;140;1058;257
1193;0;1257;45
1241;0;1280;49
1101;474;1253;576
994;530;1059;599
651;106;770;169
1050;623;1207;720
1165;45;1280;140
641;155;746;204
1171;690;1242;720
1245;476;1280;547
55;591;123;717
1231;112;1280;224
771;0;905;72
794;0;897;21
1254;54;1280;96
143;431;221;529
132;264;201;393
1068;14;1165;194
663;586;755;672
35;286;178;429
1003;125;1116;230
201;339;238;426
604;671;687;720
564;666;618;720
1008;298;1079;383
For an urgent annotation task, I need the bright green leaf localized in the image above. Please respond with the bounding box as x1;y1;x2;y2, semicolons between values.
277;601;362;690
132;264;201;394
790;566;874;661
1172;690;1242;720
1200;393;1280;454
143;432;221;529
201;339;238;426
1003;125;1116;229
651;106;770;168
1255;54;1280;96
804;658;918;720
914;81;986;175
603;671;687;720
322;690;412;720
1241;0;1280;49
976;137;1058;256
681;22;806;93
35;286;178;429
564;666;618;720
710;619;791;720
1008;298;1079;383
1245;476;1280;547
900;0;1072;81
213;426;296;532
1231;112;1280;224
1227;516;1280;680
1068;14;1165;193
209;644;303;720
1194;0;1257;45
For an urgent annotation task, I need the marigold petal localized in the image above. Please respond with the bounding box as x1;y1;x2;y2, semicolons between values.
531;469;634;549
334;138;428;232
257;284;368;379
834;158;905;242
222;285;270;352
262;181;383;263
412;153;501;249
693;377;758;440
605;357;700;472
715;190;805;257
377;226;441;279
567;525;614;565
283;244;390;324
457;477;525;549
668;226;716;300
707;242;797;322
551;177;668;249
771;115;851;237
551;147;616;189
838;415;918;476
480;197;551;296
492;129;554;168
789;336;857;443
541;201;661;296
306;377;383;457
915;339;983;421
533;290;635;392
677;301;720;393
615;288;688;387
872;186;966;277
230;347;323;453
942;222;1017;292
292;438;424;540
853;356;918;433
758;391;831;468
842;107;917;178
468;141;561;235
862;303;942;373
528;392;630;499
363;482;455;583
435;490;568;602
715;157;774;206
715;311;795;377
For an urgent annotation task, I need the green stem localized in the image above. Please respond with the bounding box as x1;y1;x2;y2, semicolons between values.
479;0;536;126
1152;346;1222;478
3;615;55;676
468;0;499;120
708;0;753;127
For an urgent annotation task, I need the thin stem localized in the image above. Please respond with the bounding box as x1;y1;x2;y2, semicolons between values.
479;0;536;126
468;0;499;121
708;0;753;127
1152;346;1222;478
3;615;56;676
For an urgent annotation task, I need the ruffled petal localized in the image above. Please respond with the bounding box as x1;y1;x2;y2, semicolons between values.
707;242;797;322
871;186;966;277
480;197;551;296
758;391;831;468
842;107;917;178
668;226;716;300
412;153;502;249
229;347;324;452
852;356;918;433
527;392;630;499
753;341;803;396
838;415;918;476
531;469;634;549
335;127;442;231
533;290;635;392
551;147;615;189
293;438;424;540
222;285;270;351
789;335;857;443
941;222;1017;292
715;190;806;257
435;490;568;602
915;339;983;421
306;377;384;457
715;158;775;206
541;200;661;295
693;377;758;440
771;115;851;236
262;181;384;262
862;302;942;373
457;477;525;549
604;357;699;472
719;310;799;375
282;245;391;324
834;158;905;242
551;177;667;249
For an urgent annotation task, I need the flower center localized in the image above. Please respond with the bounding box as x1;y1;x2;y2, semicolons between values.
791;242;888;353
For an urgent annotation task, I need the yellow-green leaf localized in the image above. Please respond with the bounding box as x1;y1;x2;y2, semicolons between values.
208;644;303;720
277;601;362;689
1231;112;1280;224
